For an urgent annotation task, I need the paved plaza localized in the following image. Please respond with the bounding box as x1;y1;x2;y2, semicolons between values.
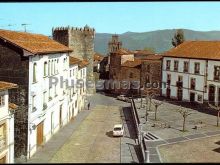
134;97;220;163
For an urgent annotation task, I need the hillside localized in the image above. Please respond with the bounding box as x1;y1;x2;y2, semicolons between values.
94;29;220;55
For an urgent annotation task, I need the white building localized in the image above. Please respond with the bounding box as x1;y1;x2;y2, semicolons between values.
162;41;220;105
0;81;18;163
0;29;73;159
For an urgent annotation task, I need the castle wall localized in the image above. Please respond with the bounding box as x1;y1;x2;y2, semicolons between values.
52;26;95;94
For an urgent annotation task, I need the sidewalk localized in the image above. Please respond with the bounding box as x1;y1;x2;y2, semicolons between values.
21;109;91;163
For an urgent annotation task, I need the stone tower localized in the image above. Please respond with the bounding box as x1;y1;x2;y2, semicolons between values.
52;25;95;94
108;34;122;54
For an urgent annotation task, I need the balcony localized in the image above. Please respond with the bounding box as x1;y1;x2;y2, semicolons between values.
167;80;171;85
183;69;188;73
166;67;170;71
191;85;195;90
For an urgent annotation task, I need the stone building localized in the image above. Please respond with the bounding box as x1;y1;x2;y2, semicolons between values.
52;25;95;94
0;29;72;159
0;81;18;163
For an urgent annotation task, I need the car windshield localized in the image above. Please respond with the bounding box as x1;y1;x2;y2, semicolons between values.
114;127;122;131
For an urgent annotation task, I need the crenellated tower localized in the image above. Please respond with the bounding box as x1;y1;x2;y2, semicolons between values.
52;25;95;94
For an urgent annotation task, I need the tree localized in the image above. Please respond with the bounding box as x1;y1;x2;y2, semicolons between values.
177;106;194;131
144;47;155;53
208;103;220;127
151;100;163;121
172;29;185;47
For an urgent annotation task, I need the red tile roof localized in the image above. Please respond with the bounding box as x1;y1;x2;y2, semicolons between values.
79;59;89;68
134;49;154;55
121;59;142;68
141;54;163;60
94;52;104;61
69;56;81;66
0;81;18;91
163;41;220;60
114;48;134;55
0;29;72;55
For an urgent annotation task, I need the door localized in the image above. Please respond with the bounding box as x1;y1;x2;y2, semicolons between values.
37;122;44;147
190;92;195;102
59;105;62;128
0;155;6;163
177;88;183;101
166;88;171;98
209;85;215;105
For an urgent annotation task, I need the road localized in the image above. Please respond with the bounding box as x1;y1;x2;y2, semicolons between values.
26;93;142;163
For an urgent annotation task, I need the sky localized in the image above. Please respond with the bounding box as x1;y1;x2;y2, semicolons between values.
1;2;220;36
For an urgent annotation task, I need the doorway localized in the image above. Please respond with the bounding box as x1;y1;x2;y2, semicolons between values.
190;92;195;102
209;85;215;105
177;89;183;101
36;122;44;147
166;88;171;98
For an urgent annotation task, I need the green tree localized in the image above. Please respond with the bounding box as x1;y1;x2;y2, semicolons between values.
172;29;185;47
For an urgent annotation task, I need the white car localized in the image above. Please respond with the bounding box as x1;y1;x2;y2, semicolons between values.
113;124;124;137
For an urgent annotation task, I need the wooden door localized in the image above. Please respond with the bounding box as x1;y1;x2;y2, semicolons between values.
0;155;6;163
166;88;171;98
190;92;195;102
177;89;183;101
37;122;44;147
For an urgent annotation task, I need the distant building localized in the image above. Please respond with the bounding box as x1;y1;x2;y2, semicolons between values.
162;41;220;105
93;52;104;73
0;81;18;163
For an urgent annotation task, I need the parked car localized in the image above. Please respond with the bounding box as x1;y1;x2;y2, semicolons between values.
113;124;124;137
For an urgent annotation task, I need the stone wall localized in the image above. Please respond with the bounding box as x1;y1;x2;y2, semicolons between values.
52;26;95;94
141;60;162;95
0;39;29;158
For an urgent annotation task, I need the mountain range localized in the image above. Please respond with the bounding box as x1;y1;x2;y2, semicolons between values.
94;29;220;55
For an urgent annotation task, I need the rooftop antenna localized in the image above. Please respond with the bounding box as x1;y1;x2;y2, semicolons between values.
21;23;30;32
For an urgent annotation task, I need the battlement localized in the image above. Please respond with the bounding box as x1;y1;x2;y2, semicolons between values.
52;25;95;34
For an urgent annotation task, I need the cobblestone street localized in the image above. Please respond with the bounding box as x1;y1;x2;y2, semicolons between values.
25;93;142;163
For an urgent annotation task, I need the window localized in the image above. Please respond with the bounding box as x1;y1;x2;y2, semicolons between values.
0;95;5;106
174;60;179;71
190;78;196;90
75;100;77;108
57;59;59;74
129;72;133;78
198;95;202;102
178;75;183;82
167;74;171;85
147;65;150;72
53;59;56;74
194;63;200;74
48;60;50;76
51;60;54;75
72;69;74;76
44;62;47;77
32;95;36;112
184;61;189;73
43;91;47;103
177;75;183;87
70;70;72;77
214;66;220;81
33;63;37;83
49;87;52;101
166;60;171;70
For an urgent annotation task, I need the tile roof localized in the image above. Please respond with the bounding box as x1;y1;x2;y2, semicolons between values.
79;59;89;68
69;56;81;66
9;103;18;110
121;59;142;68
0;81;18;91
141;54;163;60
163;41;220;60
114;48;134;55
0;29;72;55
94;52;104;61
134;49;154;55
